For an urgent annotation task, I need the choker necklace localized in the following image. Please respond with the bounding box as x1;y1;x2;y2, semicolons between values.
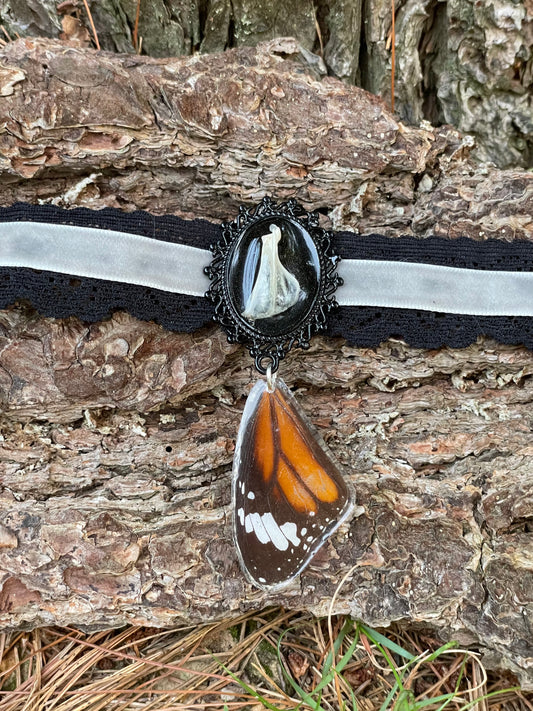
1;198;533;589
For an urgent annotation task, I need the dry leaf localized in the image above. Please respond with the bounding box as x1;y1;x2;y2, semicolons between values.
287;650;309;680
60;15;91;46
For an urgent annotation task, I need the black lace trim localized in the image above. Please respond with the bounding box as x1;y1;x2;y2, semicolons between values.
1;203;532;350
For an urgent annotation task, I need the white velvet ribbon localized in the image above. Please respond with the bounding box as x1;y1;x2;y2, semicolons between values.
0;221;209;296
2;221;533;316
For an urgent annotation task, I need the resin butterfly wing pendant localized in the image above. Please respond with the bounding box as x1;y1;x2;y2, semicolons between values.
233;377;355;591
206;198;351;589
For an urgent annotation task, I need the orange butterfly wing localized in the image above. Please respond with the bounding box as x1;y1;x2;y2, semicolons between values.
233;378;354;590
273;389;339;509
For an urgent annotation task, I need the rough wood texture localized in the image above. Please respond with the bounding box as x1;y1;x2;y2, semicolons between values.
0;37;531;238
1;0;531;168
1;311;533;686
0;37;532;687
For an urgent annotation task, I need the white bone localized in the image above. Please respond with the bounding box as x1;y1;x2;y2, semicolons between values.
242;224;301;320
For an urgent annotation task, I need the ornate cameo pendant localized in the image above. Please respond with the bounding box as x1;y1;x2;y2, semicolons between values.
205;198;354;591
205;197;343;374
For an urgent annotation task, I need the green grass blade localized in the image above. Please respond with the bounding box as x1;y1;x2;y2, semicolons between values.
423;642;459;664
309;620;359;698
395;689;416;711
459;686;521;711
335;629;359;673
275;630;327;711
358;625;415;662
322;619;354;677
415;692;461;709
335;627;360;675
416;648;468;711
344;675;358;711
379;680;400;711
211;655;286;711
453;655;468;693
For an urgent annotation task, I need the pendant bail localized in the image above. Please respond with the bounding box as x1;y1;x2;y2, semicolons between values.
265;362;277;392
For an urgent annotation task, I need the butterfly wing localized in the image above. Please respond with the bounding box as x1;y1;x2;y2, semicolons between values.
233;378;354;590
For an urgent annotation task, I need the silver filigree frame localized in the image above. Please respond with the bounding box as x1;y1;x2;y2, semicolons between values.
204;197;343;374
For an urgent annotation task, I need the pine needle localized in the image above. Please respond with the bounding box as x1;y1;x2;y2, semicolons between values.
133;0;141;53
0;611;529;711
82;0;100;50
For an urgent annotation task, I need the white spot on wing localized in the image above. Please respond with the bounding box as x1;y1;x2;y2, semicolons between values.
242;513;313;551
280;522;300;546
262;513;289;551
248;513;270;544
247;491;255;500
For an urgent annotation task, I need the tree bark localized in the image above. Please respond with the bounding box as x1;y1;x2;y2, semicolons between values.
1;1;532;168
0;37;532;688
0;37;531;237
